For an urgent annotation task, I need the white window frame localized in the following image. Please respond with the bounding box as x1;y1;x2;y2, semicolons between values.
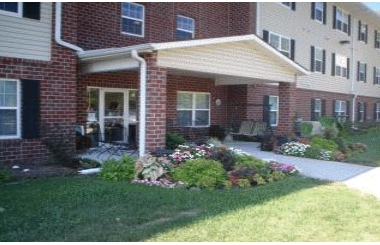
335;8;349;34
335;54;347;78
375;67;380;85
314;2;324;23
281;2;291;8
177;91;210;127
314;47;323;73
314;98;322;118
121;2;145;37
334;100;347;123
376;102;380;122
376;31;380;49
269;95;279;127
358;102;365;122
268;32;291;58
359;21;367;42
358;62;366;82
0;2;22;18
176;15;195;39
0;79;21;139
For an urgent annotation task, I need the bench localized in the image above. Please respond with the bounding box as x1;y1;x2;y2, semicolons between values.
230;121;269;140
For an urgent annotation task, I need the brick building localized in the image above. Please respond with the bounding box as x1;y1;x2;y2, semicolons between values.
1;2;379;165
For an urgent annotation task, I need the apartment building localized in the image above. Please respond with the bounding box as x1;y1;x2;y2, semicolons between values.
0;2;379;165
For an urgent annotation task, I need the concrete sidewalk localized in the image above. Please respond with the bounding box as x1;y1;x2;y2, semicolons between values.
225;141;380;200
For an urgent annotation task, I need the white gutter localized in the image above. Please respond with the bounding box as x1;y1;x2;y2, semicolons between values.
131;50;147;157
55;2;83;53
350;16;357;125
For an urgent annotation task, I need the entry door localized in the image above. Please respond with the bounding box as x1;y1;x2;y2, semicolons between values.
99;88;129;142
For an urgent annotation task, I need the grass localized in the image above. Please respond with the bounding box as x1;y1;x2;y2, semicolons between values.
1;176;380;242
344;127;380;167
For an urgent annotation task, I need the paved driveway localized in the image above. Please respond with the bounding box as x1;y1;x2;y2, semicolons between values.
225;141;380;200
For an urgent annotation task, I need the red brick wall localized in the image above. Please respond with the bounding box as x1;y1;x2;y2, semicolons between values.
0;3;78;165
76;2;256;50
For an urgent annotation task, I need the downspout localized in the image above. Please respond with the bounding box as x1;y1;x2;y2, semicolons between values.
350;17;357;125
131;50;147;157
55;2;83;53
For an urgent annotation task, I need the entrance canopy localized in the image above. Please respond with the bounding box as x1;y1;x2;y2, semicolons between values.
78;34;309;84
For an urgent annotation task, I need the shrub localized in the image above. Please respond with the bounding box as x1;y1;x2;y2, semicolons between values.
99;156;136;181
266;171;286;182
300;122;313;137
334;151;345;162
304;146;320;159
278;142;310;157
318;149;333;161
234;154;267;170
334;136;348;153
0;168;13;183
238;179;251;188
347;143;367;153
209;148;237;171
135;154;173;181
229;168;257;183
171;159;227;188
310;136;338;153
166;132;186;150
267;162;298;174
222;180;233;189
169;144;215;165
319;116;335;129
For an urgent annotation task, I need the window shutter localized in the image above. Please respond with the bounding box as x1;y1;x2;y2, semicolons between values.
291;2;296;11
333;99;337;117
346;58;350;79
263;95;270;125
323;3;327;25
346;100;350;121
263;30;269;43
322;99;326;116
21;79;40;139
364;102;367;121
358;20;362;40
364;63;367;83
374;66;377;84
375;30;378;48
333;6;337;29
310;46;315;72
357;102;361;122
348;14;351;36
331;53;336;76
311;98;316;121
311;2;315;20
22;2;41;20
365;24;368;44
291;39;295;60
374;103;378;122
322;49;326;74
357;61;360;81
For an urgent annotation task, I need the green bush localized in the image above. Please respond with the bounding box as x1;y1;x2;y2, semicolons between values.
171;159;227;188
304;147;320;159
0;168;13;183
300;122;313;137
334;136;348;153
209;149;237;171
166;132;186;150
99;156;136;181
235;154;267;170
319;116;335;129
310;136;338;153
135;154;173;181
238;179;251;188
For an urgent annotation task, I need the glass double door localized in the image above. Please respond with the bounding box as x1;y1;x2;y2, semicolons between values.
87;87;137;143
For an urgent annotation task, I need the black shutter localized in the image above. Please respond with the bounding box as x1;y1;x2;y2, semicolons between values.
263;95;270;125
346;100;350;122
358;20;362;41
333;99;337;118
374;103;378;122
291;39;295;60
365;24;368;44
21;79;40;139
22;2;41;20
322;49;326;74
364;63;367;83
333;6;337;29
375;30;378;48
374;66;377;84
323;3;327;25
311;2;315;19
311;98;316;121
357;61;360;81
263;30;269;43
347;58;350;79
331;53;336;76
364;102;367;121
321;99;326;116
357;102;361;122
310;46;315;72
348;14;351;36
291;2;296;11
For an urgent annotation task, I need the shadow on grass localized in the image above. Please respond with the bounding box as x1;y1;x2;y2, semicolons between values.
0;175;326;242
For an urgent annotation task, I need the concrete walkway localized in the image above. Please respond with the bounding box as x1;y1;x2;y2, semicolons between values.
225;141;380;200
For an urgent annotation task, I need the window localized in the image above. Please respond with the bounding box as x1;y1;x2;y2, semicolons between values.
121;2;144;37
333;54;348;78
375;102;380;122
357;62;367;82
334;7;350;35
281;2;295;10
358;21;368;43
334;100;347;122
268;32;291;58
0;2;21;16
269;96;279;126
312;2;325;23
0;3;40;20
311;98;324;120
374;67;380;85
375;30;380;49
177;92;210;127
358;102;365;122
0;79;20;139
176;15;194;40
311;46;325;73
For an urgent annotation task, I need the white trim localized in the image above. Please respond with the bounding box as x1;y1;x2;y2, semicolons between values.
268;31;291;58
335;7;350;35
358;21;367;43
177;91;210;127
314;46;323;73
121;2;145;37
0;79;21;139
269;95;279;127
0;2;22;18
176;15;195;38
314;2;324;24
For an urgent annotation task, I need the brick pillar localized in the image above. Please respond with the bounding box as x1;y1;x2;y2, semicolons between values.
277;82;296;135
145;52;167;152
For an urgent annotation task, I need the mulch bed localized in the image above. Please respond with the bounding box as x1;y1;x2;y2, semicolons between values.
9;164;77;180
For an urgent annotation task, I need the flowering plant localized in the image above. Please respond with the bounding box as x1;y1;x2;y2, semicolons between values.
169;144;216;165
267;161;298;174
318;149;333;161
278;142;310;157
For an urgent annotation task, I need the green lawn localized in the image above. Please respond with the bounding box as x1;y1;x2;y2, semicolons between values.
344;128;380;167
1;176;380;242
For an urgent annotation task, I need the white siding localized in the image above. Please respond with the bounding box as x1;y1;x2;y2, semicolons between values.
258;2;380;98
0;2;52;61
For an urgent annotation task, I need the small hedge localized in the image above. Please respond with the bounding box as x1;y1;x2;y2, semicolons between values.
99;156;136;181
